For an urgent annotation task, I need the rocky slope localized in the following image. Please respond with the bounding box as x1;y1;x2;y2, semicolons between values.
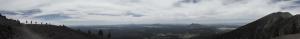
216;12;300;39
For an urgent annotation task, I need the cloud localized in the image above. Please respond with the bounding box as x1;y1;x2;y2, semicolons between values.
88;13;121;16
33;14;72;20
1;0;300;25
0;11;19;15
19;9;42;16
125;11;145;17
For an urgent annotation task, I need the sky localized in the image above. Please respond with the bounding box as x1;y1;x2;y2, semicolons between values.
0;0;300;25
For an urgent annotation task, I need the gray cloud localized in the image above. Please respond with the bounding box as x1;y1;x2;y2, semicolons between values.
0;11;18;15
88;13;121;16
180;0;201;3
1;0;300;25
19;9;42;16
33;14;71;20
125;12;145;17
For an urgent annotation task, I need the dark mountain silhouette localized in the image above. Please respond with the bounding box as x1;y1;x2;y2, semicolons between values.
0;14;104;39
216;12;300;39
0;14;21;39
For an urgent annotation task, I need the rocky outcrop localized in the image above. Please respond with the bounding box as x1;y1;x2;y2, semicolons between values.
0;14;21;26
216;12;300;39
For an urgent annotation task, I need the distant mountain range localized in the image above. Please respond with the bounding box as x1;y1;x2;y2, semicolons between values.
216;12;300;39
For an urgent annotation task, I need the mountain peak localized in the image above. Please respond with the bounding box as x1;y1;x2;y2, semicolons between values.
274;12;291;14
274;12;292;16
215;12;297;39
266;12;293;19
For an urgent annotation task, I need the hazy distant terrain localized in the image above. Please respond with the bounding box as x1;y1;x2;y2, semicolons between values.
69;24;240;39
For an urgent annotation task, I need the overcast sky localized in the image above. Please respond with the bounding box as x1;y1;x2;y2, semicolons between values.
0;0;300;25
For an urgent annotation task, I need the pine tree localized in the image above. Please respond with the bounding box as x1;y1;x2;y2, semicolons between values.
25;20;28;24
87;30;92;34
98;29;103;36
30;21;32;24
77;29;81;31
107;32;111;39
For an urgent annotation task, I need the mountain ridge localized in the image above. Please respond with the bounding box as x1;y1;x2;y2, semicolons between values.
0;14;103;39
216;12;300;39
